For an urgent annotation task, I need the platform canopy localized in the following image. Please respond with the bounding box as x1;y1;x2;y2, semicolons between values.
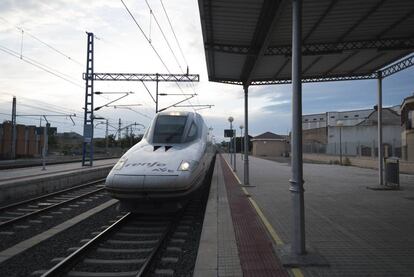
198;0;414;86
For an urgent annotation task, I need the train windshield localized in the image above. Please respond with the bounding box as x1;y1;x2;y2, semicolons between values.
153;115;188;143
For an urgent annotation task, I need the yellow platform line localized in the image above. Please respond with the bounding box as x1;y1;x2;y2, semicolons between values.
291;268;305;277
220;153;305;277
222;155;243;185
247;197;284;245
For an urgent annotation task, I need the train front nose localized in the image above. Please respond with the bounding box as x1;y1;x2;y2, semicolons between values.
105;156;193;195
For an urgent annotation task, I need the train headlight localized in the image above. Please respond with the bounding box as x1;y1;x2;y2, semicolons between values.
114;157;128;170
178;161;191;171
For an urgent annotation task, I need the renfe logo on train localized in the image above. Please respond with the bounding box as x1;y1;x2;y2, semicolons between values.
125;162;173;172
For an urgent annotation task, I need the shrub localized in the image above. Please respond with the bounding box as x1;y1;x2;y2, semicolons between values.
343;157;351;166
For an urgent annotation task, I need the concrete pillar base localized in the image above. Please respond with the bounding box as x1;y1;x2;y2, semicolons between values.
275;244;329;267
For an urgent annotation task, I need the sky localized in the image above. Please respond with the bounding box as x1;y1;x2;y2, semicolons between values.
0;0;413;142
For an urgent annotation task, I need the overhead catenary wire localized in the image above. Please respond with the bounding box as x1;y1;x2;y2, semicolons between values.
0;44;81;84
120;0;170;73
145;0;184;73
18;103;76;116
0;44;83;88
157;0;202;108
159;0;188;68
0;16;83;67
120;0;195;111
0;95;123;128
145;0;201;108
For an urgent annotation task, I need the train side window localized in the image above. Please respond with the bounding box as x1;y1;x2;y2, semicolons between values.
186;122;198;142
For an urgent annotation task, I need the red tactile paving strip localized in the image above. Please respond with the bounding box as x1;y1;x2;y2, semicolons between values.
219;155;289;277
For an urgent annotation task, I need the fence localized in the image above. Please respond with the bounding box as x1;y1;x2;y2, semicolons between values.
303;141;402;158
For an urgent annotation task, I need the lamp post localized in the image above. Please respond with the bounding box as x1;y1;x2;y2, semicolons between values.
240;124;244;160
337;120;344;165
228;116;235;171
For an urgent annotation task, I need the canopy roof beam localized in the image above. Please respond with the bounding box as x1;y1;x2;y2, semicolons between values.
211;53;414;86
206;38;414;56
239;0;284;85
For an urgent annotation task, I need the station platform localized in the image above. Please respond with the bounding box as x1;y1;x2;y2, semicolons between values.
0;158;118;204
0;158;118;183
195;153;414;277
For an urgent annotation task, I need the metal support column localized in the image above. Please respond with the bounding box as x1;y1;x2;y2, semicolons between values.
11;96;16;159
240;126;244;160
290;0;306;255
82;32;94;166
339;126;343;165
243;85;250;186
377;71;383;185
233;127;237;172
230;121;234;168
155;73;159;113
42;123;49;170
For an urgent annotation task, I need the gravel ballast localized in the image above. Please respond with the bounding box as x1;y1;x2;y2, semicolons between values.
0;204;123;277
0;191;110;251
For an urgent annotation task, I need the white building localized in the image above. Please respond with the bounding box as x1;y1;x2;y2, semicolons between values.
302;106;400;130
302;106;402;157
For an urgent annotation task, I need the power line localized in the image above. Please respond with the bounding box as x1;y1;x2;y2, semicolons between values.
119;0;195;111
0;44;83;88
120;0;170;73
158;0;201;108
143;0;198;107
0;44;81;84
19;103;75;116
159;0;188;67
0;16;83;67
145;0;184;73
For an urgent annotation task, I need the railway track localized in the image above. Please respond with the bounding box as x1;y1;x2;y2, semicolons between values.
0;179;106;228
39;182;212;277
41;213;175;277
0;179;111;252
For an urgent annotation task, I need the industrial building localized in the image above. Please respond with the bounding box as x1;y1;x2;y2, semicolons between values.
401;95;414;161
251;132;289;157
0;121;54;159
302;106;402;158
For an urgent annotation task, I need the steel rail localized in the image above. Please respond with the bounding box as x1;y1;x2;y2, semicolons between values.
41;213;173;277
41;213;132;277
0;179;105;213
135;216;175;277
0;184;105;229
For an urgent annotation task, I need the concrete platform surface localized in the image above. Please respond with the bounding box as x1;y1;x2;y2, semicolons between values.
225;154;414;277
0;158;118;183
194;157;242;277
0;159;118;204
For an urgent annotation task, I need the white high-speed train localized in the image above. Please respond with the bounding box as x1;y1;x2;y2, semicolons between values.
105;111;216;212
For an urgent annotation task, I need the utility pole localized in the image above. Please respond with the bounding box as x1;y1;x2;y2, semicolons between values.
11;96;17;159
125;127;129;141
82;32;94;166
42;123;50;170
80;33;200;165
105;119;109;155
155;73;159;113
